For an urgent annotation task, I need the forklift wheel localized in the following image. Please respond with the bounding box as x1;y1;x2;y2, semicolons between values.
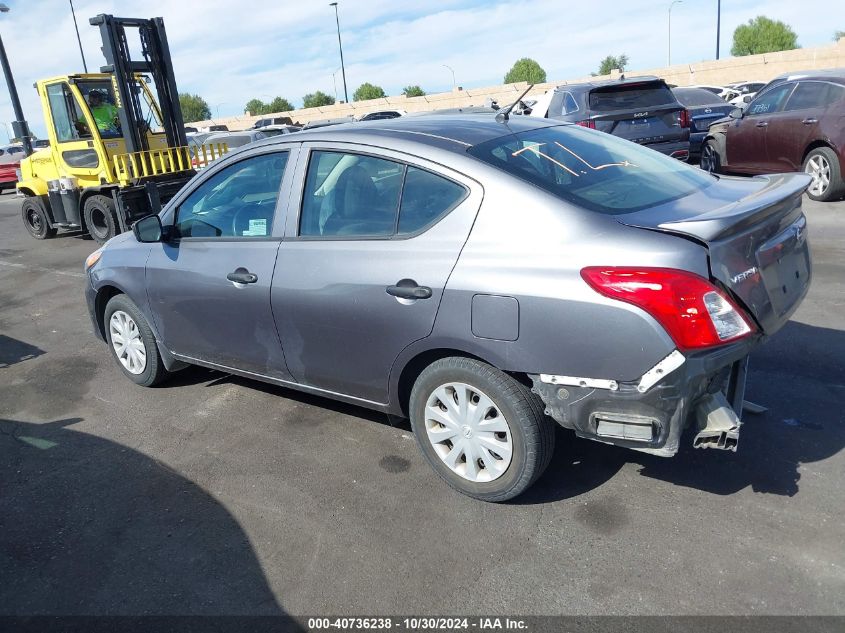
83;194;118;245
21;197;57;240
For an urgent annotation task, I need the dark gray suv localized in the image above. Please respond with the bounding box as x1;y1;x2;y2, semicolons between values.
85;114;811;501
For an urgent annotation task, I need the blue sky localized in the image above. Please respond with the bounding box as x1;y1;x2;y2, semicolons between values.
0;0;842;139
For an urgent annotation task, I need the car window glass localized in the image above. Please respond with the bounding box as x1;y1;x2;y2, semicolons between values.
823;83;845;106
673;88;723;107
588;83;674;111
560;92;579;115
398;167;467;234
300;151;403;237
469;124;714;215
746;84;793;116
783;82;827;111
176;152;288;238
46;83;92;143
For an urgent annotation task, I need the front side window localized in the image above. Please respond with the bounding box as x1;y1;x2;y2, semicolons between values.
46;83;92;143
299;151;468;238
746;83;794;116
467;124;713;215
175;152;288;238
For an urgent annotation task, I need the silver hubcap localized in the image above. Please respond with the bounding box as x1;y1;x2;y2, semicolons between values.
424;382;513;482
701;146;716;173
805;154;830;196
109;310;147;375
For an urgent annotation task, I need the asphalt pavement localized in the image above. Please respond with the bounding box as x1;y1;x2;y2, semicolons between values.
0;190;843;616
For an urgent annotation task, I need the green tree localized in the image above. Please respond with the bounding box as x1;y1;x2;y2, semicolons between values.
834;30;845;41
593;54;629;76
302;91;336;108
244;98;266;115
179;93;211;122
402;85;426;97
731;16;799;56
267;96;294;113
353;83;387;101
503;58;547;84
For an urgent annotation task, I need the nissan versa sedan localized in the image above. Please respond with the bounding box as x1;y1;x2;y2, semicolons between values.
84;115;812;502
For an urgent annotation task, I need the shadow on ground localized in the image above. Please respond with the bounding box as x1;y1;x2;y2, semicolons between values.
0;417;299;622
0;335;45;369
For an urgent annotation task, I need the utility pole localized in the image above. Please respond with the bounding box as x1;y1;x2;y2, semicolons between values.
329;3;349;103
69;0;88;72
0;5;32;155
668;1;683;66
716;0;721;60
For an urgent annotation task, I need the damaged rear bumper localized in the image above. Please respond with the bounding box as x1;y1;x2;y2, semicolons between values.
529;339;755;457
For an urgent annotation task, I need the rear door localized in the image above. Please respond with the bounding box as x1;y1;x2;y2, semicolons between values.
146;146;298;378
725;82;796;172
765;81;833;171
587;81;686;146
271;143;481;404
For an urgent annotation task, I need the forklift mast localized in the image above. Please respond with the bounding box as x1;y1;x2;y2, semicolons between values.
88;14;188;155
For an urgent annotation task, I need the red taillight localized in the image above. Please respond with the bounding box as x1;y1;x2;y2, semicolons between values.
679;109;690;128
576;119;596;129
580;267;755;350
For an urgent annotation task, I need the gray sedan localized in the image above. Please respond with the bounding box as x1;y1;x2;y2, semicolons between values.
84;114;812;501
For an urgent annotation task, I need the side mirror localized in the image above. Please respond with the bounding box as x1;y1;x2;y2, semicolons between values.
132;214;163;243
729;107;743;119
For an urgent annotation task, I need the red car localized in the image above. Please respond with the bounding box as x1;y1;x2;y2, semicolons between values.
700;70;845;201
0;144;24;193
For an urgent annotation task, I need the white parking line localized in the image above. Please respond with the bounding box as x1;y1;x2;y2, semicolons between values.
0;260;86;279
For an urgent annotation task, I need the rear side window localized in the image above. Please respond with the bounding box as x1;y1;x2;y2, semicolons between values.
299;151;467;238
783;82;828;111
467;125;713;215
588;83;675;111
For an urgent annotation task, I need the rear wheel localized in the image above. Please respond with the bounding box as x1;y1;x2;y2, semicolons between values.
21;197;56;240
700;140;722;174
803;147;844;202
409;357;555;502
104;294;171;387
83;194;118;244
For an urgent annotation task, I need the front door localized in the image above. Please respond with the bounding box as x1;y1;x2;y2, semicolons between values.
726;82;796;173
272;145;481;404
146;147;296;378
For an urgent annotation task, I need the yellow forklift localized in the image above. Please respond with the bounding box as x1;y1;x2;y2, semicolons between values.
17;14;227;244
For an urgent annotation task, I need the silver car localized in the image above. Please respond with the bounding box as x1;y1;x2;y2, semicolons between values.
84;115;812;501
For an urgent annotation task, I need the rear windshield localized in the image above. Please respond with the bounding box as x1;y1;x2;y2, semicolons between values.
673;88;723;107
467;125;714;215
589;83;676;111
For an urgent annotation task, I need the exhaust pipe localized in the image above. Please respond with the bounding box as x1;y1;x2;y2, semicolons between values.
693;393;741;451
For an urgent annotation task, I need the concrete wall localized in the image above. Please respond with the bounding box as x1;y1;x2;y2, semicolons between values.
189;38;845;132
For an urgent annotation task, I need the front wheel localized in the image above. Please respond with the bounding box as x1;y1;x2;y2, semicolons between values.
700;140;722;174
21;197;56;240
104;294;171;387
83;194;118;244
803;147;844;202
409;357;555;502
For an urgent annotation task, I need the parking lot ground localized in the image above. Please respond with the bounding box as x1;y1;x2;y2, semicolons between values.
0;191;844;616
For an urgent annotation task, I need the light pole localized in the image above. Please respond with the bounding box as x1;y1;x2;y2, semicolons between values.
668;0;683;66
716;0;721;60
329;3;348;103
332;67;341;101
69;0;87;72
442;64;456;90
0;4;32;155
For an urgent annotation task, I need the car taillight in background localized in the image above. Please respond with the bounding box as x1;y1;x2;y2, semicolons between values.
580;267;754;350
576;120;596;129
678;109;691;128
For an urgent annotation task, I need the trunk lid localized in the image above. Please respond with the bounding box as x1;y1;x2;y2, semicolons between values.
617;173;812;335
590;105;687;145
689;104;734;133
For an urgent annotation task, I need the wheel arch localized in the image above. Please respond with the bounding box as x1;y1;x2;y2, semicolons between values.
391;345;530;418
93;284;125;340
801;140;837;164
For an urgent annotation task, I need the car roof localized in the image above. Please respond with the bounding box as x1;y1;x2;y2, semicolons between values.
770;67;845;82
247;113;560;154
554;75;665;92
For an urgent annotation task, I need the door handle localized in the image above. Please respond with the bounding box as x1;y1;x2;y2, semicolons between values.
227;268;258;284
386;279;432;300
755;121;768;128
802;118;818;125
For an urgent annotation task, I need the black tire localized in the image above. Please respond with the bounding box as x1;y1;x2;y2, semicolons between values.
103;294;171;387
21;197;56;240
83;194;118;244
700;140;722;174
803;146;844;202
409;357;555;502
